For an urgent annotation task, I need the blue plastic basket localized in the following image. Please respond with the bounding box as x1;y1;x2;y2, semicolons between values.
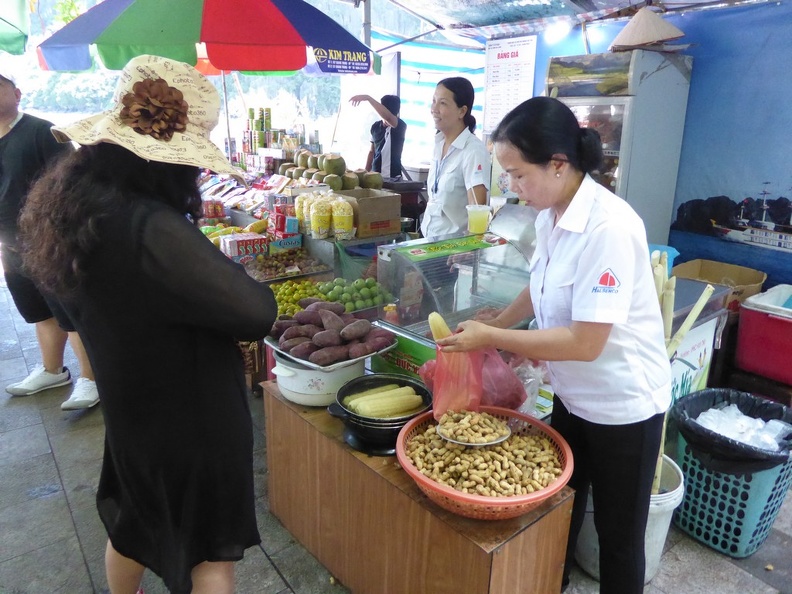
673;434;792;558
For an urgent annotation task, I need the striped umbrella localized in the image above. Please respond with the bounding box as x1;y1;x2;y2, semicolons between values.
38;0;374;75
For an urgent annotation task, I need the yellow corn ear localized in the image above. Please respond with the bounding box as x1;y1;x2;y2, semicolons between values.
346;387;416;412
207;226;242;239
353;393;424;418
244;219;269;234
428;312;452;340
342;384;401;408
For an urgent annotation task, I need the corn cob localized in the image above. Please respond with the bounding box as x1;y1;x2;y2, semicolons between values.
353;392;424;418
428;312;452;341
244;219;269;234
207;226;242;239
342;383;401;408
346;387;416;413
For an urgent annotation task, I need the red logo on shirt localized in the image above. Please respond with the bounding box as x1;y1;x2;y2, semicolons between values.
477;164;482;171
592;269;620;293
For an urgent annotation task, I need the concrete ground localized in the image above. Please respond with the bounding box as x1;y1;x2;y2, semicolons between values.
1;276;790;594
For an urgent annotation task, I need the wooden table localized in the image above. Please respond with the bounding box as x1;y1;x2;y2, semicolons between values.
263;381;574;594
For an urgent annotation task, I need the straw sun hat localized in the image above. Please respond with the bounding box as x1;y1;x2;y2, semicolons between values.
52;54;243;182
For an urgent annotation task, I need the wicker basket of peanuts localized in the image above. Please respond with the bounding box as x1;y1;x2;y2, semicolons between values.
396;407;574;520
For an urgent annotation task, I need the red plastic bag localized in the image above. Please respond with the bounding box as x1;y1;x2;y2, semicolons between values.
419;347;527;420
419;348;484;420
480;349;528;410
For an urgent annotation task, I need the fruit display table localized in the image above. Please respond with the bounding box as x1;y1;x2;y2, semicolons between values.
263;382;574;594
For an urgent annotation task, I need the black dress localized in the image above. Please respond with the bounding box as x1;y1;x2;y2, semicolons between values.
62;197;277;593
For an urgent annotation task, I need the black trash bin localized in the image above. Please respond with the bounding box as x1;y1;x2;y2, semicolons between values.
670;388;792;557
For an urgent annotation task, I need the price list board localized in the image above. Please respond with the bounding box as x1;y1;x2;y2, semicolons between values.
483;36;538;134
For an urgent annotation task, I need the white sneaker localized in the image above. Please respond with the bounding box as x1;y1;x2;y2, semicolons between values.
6;365;72;396
61;377;100;411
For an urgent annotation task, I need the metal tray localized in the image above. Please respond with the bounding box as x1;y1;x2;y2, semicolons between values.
264;335;398;372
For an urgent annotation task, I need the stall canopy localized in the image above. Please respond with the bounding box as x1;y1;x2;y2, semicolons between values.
0;0;28;55
388;0;734;39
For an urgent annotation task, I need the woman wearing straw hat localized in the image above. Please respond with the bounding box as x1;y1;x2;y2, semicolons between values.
19;55;277;594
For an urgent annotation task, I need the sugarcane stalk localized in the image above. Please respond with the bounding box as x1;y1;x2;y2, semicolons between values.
666;284;715;359
651;413;669;495
662;276;676;344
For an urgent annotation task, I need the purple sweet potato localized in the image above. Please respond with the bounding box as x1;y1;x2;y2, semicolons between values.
312;329;343;348
289;341;320;360
298;297;325;309
270;319;300;339
339;319;372;341
364;336;394;352
308;345;350;366
279;324;322;344
366;327;396;342
348;342;376;359
319;309;345;332
279;336;311;352
293;309;324;326
305;301;346;315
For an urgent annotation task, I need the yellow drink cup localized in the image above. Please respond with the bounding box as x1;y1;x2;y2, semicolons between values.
466;204;491;234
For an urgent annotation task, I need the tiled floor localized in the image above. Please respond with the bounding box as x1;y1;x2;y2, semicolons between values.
0;275;790;593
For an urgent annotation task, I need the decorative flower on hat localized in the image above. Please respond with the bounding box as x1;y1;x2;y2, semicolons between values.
120;78;189;141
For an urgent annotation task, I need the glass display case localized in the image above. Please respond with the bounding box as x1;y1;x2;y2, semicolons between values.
372;208;535;377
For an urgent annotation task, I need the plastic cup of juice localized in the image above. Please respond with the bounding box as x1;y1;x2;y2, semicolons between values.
466;204;491;234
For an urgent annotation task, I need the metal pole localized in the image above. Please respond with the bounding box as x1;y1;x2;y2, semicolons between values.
221;70;233;160
362;0;371;46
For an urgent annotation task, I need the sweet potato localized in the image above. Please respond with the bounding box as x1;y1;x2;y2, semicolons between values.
366;327;396;343
270;319;300;339
289;341;320;360
312;329;343;348
340;313;358;324
279;336;311;352
277;314;293;320
319;309;345;332
340;319;372;341
293;309;324;326
309;345;350;366
298;297;325;309
348;342;376;359
305;301;346;315
364;336;394;352
279;323;322;344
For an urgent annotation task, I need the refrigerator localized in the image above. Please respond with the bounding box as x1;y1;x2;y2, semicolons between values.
545;50;693;245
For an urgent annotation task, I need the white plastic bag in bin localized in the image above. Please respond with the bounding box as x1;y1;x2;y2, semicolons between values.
742;284;792;316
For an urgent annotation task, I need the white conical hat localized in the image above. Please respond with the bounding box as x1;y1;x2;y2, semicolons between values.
609;7;685;50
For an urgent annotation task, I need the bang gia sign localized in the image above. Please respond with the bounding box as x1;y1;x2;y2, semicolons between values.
313;47;371;74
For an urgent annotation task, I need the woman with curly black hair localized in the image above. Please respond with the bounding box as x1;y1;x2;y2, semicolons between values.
20;55;277;594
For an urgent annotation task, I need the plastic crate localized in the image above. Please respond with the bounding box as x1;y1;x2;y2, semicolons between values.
673;434;792;558
735;284;792;385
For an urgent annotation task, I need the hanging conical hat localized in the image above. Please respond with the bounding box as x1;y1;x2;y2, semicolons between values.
609;7;685;50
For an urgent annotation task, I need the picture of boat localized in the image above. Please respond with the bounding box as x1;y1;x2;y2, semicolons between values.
710;184;792;253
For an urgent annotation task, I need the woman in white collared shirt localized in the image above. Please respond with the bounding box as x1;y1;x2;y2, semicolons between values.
436;97;671;594
420;77;490;238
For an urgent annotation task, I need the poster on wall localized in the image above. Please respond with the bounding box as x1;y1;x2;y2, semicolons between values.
666;3;792;288
483;36;537;134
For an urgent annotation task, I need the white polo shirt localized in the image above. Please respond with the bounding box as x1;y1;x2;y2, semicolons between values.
421;128;490;238
530;175;671;425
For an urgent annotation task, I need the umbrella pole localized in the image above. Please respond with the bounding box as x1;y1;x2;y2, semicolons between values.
221;70;233;161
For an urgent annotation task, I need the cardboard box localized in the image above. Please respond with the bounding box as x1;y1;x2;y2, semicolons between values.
337;188;401;238
671;259;766;308
269;233;302;254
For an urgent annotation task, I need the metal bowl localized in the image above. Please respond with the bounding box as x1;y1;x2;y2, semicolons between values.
400;217;415;232
328;374;432;451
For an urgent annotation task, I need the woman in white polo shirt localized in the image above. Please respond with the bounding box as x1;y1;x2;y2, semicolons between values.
436;97;671;594
420;77;490;238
